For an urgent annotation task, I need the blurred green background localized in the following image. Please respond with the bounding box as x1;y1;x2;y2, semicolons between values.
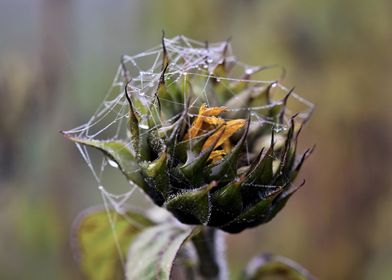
1;0;391;279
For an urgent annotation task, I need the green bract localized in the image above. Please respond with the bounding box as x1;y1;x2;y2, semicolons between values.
64;36;313;233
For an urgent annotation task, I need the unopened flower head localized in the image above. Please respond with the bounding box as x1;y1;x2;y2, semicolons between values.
64;35;313;233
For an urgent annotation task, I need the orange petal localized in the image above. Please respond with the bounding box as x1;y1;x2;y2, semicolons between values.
225;119;247;135
223;140;232;153
202;119;246;151
185;104;208;139
208;150;226;163
202;116;225;126
203;106;227;117
202;126;225;151
185;104;227;139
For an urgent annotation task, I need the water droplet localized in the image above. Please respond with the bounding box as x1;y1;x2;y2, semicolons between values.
108;159;119;168
245;68;253;75
273;126;287;133
207;58;213;64
216;78;221;82
117;207;126;215
139;123;149;129
273;127;282;133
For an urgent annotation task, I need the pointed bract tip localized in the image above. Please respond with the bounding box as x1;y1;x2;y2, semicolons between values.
283;87;295;104
60;130;72;139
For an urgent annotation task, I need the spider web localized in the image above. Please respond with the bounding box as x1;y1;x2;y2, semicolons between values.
64;35;314;268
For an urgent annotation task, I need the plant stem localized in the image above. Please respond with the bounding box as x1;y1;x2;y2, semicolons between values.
191;227;225;280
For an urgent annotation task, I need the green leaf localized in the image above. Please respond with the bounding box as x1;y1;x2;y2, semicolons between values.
124;84;140;155
245;143;274;186
165;182;215;225
274;117;295;185
72;207;154;280
208;179;243;226
126;224;194;280
156;77;185;119
63;134;146;188
220;187;282;233
242;253;316;280
249;82;273;109
267;180;306;223
179;128;224;184
140;151;170;199
223;88;252;119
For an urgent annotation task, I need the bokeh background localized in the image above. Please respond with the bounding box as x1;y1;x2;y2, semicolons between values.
1;0;391;279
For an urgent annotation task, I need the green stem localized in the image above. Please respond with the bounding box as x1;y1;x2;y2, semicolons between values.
191;227;225;280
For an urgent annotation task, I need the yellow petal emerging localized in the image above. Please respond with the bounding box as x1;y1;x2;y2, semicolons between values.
185;104;246;161
225;119;247;135
203;116;225;126
208;150;226;163
202;126;226;151
202;106;227;117
223;140;232;153
202;119;246;151
185;104;226;139
186;104;207;139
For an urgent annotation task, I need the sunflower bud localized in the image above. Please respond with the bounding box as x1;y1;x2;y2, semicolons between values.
64;36;313;233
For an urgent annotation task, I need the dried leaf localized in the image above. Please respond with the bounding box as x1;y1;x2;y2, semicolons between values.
73;207;154;280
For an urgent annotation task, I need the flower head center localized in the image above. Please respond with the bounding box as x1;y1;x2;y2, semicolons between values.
185;103;246;163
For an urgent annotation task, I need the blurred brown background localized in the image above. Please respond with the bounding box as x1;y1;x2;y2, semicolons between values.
1;0;391;279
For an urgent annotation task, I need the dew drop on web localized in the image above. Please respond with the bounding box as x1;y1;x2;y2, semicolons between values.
139;123;149;129
245;68;253;75
107;159;119;168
